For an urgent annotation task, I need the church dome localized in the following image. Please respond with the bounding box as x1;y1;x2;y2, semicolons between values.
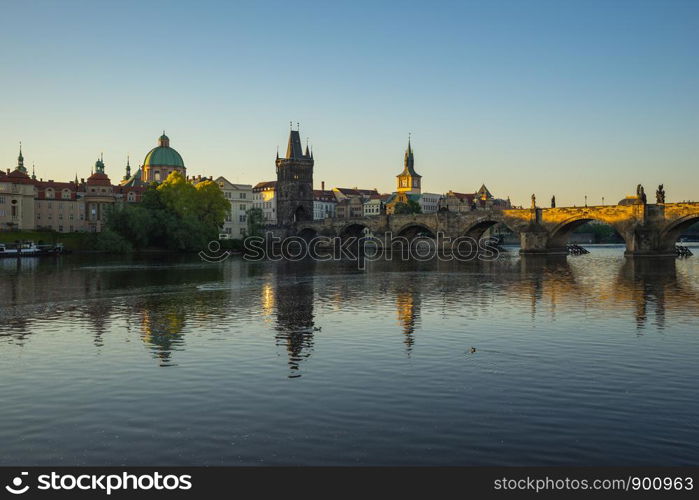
143;132;185;169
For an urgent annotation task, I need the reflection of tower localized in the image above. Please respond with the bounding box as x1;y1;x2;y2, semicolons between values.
275;127;314;226
140;298;187;366
618;258;676;330
274;262;316;377
396;283;421;353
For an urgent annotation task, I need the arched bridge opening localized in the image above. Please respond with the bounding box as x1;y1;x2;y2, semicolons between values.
548;217;627;253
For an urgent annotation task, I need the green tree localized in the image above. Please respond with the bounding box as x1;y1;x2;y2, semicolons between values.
393;199;422;214
246;207;265;237
193;179;231;230
157;171;197;217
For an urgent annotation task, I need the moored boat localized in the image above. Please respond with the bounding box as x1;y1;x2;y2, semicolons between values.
0;241;66;258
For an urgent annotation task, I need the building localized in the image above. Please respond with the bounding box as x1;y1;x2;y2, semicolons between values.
363;193;386;216
335;197;364;218
253;181;277;225
438;186;511;212
216;177;252;238
275;128;314;226
385;192;421;215
0;146;35;231
396;138;421;195
332;187;379;203
313;184;336;220
141;132;186;184
1;142;148;234
419;193;443;214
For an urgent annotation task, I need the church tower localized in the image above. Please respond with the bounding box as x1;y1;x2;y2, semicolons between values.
396;138;421;194
276;126;314;226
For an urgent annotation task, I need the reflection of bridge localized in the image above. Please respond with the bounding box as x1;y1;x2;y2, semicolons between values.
295;202;699;256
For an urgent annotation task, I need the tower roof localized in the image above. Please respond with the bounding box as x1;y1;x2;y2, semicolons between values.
285;130;306;159
397;138;421;178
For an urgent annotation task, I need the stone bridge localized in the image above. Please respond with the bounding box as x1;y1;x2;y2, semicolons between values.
293;202;699;256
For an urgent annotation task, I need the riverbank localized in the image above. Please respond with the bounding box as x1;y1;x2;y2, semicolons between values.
0;231;95;252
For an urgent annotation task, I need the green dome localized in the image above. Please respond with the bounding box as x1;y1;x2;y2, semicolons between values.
143;147;185;168
143;133;184;168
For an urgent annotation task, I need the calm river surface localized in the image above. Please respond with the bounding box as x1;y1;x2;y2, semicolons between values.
1;245;698;465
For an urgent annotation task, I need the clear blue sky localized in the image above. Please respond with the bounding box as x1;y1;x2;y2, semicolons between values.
1;0;697;206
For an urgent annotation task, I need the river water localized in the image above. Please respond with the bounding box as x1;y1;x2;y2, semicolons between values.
1;245;698;465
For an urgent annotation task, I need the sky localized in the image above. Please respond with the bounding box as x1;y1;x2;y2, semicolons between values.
1;0;697;206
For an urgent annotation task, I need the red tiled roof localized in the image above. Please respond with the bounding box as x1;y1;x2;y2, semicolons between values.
253;180;277;190
6;169;33;184
448;191;476;203
313;189;336;202
87;172;111;186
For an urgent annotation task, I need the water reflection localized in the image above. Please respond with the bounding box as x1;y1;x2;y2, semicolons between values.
1;250;699;370
273;261;316;377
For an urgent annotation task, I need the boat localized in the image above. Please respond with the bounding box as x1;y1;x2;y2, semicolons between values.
0;241;67;258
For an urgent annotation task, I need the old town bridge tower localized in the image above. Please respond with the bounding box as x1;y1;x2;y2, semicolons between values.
276;127;314;226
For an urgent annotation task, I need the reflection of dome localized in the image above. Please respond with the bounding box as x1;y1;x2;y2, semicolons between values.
143;133;185;169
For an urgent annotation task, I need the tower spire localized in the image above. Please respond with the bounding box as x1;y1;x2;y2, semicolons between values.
17;141;26;173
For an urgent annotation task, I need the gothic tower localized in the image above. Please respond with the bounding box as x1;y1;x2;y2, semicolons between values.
396;138;421;194
276;127;314;226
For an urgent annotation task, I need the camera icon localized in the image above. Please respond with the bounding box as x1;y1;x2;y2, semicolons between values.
5;472;29;495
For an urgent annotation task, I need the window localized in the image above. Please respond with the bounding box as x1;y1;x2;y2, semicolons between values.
239;215;246;223
62;190;71;200
0;196;4;204
240;193;246;199
240;204;245;211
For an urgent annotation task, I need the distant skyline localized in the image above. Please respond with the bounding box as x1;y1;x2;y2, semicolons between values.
1;0;697;206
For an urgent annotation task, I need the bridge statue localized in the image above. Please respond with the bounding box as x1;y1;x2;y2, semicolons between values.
636;184;647;204
551;195;556;208
656;184;665;204
531;194;536;209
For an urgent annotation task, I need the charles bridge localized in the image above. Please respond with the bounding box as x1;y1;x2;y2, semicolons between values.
291;200;699;257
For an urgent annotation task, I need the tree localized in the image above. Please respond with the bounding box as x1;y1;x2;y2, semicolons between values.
193;179;231;230
105;171;231;252
246;207;265;237
393;199;422;214
157;171;197;217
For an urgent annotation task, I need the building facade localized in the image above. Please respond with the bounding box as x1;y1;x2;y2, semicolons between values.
0;147;35;231
418;193;443;214
252;181;277;225
363;195;386;216
313;189;336;220
216;177;252;238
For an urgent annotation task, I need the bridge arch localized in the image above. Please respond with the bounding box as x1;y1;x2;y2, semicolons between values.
462;217;513;240
548;215;627;250
339;222;369;239
394;222;436;240
297;227;318;242
661;213;699;248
